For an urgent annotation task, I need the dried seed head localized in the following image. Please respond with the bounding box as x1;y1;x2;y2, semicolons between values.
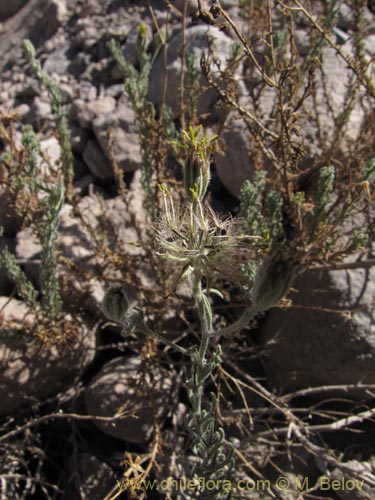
155;187;261;289
101;285;129;323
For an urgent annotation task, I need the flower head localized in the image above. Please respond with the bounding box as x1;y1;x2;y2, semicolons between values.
155;185;260;290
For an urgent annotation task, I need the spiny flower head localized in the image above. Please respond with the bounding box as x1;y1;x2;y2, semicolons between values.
155;185;260;290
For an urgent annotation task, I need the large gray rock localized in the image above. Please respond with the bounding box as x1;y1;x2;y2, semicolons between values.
148;25;239;119
0;297;96;416
0;0;67;71
84;356;174;443
75;96;117;129
337;4;375;33
214;112;254;198
330;460;375;500
303;43;371;148
260;264;375;398
0;0;29;21
93;98;142;173
76;96;142;177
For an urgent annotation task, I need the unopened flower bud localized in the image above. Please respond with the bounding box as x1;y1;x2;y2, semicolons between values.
184;152;210;201
251;255;293;311
101;285;129;323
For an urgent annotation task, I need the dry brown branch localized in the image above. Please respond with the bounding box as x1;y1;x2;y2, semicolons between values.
287;0;375;98
257;407;375;437
282;384;375;401
0;410;135;443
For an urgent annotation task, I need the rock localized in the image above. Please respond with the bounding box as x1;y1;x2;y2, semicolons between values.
15;226;41;283
365;34;375;55
338;4;375;34
83;139;114;179
14;103;31;120
0;296;96;416
214;112;254;198
84;356;174;443
105;84;125;99
68;52;90;78
329;460;375;500
40;136;61;168
260;264;375;398
0;0;68;72
170;0;197;13
217;37;374;199
148;24;240;119
15;80;40;99
92;99;142;173
77;95;142;176
15;202;100;315
0;0;29;21
28;97;54;128
0;90;10;103
43;46;71;75
75;96;117;129
71;190;146;262
62;453;116;500
78;81;98;102
70;121;90;154
294;28;313;56
303;43;369;147
72;173;94;193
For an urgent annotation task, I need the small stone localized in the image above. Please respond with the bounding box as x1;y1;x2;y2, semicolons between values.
40;136;61;168
83;139;114;179
14;103;30;119
92;99;142;173
76;95;117;128
30;97;53;124
43;47;71;75
78;82;98;102
70;122;90;154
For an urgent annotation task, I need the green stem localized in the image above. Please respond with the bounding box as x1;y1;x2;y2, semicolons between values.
192;274;209;418
195;280;210;360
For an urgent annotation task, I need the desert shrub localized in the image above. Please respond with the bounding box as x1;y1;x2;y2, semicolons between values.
0;1;374;499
